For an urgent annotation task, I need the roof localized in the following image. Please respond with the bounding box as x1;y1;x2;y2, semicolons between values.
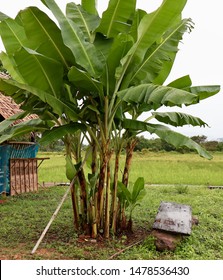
0;72;37;123
0;93;23;120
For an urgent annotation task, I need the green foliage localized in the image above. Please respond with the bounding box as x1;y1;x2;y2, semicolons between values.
123;120;212;159
134;136;152;151
191;135;207;144
97;0;136;38
0;0;219;155
175;185;189;194
38;139;64;152
118;177;146;217
0;0;220;238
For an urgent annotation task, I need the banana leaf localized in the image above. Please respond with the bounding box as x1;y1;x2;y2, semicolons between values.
0;119;53;143
152;111;208;127
122;119;212;159
81;0;98;15
118;83;198;108
19;7;74;68
41;0;102;77
96;0;136;38
39;123;86;145
117;0;187;84
66;3;100;42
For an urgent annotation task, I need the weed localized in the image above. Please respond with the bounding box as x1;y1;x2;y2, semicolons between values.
175;185;189;194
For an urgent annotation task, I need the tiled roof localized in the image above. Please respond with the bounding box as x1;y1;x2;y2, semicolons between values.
0;72;37;123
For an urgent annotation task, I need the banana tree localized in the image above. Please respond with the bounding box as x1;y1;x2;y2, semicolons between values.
0;0;220;238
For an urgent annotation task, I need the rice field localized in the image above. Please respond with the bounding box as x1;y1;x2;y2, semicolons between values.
37;151;223;186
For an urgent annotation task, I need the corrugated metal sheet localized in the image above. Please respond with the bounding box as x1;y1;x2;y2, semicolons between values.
153;201;192;235
0;145;11;194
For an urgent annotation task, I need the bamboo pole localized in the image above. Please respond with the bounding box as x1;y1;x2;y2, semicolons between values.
31;148;91;254
31;181;73;254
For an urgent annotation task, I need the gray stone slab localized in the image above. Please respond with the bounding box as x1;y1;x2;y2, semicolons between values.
153;201;192;235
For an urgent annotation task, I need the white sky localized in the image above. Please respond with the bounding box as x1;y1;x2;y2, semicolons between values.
0;0;222;140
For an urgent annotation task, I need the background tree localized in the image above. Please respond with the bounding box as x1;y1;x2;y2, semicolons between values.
191;135;207;145
0;0;220;238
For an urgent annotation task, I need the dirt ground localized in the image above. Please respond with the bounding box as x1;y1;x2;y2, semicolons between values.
0;227;150;260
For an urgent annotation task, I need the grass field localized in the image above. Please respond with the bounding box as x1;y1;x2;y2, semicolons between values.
38;151;223;186
0;151;223;260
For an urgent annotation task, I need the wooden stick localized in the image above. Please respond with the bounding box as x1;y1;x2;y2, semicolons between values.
31;149;91;254
108;239;144;260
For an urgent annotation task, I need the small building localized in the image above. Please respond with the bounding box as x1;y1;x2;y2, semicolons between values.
0;142;39;195
0;77;45;196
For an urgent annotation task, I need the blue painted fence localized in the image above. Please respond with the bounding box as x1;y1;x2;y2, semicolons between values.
0;143;38;194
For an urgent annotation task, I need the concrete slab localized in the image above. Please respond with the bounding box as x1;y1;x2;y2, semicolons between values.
153;201;192;235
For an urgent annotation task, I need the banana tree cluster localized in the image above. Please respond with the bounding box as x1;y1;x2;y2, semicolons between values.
0;0;220;238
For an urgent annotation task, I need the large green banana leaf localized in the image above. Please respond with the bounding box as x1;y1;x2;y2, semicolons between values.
123;119;212;159
0;52;26;83
0;119;53;144
167;75;192;89
41;0;102;77
0;11;9;21
97;0;136;38
117;0;187;85
12;47;63;97
128;19;193;86
118;83;198;108
0;18;28;55
19;7;74;68
189;86;220;101
167;77;220;102
0;112;28;134
153;21;194;85
129;9;147;41
103;33;134;94
39;123;86;146
0;78;79;121
81;0;97;15
0;18;30;83
152;112;208;127
66;3;100;42
68;66;103;94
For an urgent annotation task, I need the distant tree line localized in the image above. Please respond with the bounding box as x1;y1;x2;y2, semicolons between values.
9;134;223;153
134;135;223;153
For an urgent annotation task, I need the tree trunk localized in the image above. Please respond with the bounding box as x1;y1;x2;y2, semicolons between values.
70;180;79;231
91;138;97;175
111;152;120;234
97;143;109;230
121;138;138;230
77;168;88;232
90;200;97;238
104;150;112;238
122;138;138;187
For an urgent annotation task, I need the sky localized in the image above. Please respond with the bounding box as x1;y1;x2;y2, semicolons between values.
0;0;222;140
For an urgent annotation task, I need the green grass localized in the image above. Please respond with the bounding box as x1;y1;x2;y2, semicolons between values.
38;151;223;186
1;151;223;260
128;151;223;186
0;184;223;260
